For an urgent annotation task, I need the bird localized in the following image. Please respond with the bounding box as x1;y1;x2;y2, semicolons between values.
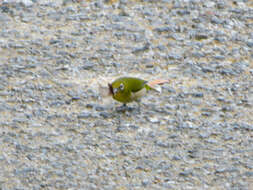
108;77;168;108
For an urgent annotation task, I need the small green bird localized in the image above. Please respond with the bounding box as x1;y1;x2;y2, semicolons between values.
108;77;168;106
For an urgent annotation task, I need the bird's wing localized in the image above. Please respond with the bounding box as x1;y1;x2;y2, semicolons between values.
130;80;147;93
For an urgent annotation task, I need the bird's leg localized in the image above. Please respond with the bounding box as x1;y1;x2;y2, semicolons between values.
116;103;136;112
116;103;128;112
121;103;128;110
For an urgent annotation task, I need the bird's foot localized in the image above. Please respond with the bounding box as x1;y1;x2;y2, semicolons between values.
116;104;134;112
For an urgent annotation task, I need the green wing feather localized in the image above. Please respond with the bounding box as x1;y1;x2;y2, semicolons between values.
112;77;147;92
127;77;147;92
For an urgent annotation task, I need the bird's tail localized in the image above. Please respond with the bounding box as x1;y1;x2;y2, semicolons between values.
147;79;169;93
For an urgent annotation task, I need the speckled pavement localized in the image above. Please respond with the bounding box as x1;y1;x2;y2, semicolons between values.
0;0;252;189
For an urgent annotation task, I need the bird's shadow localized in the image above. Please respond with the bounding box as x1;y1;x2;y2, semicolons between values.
114;103;142;114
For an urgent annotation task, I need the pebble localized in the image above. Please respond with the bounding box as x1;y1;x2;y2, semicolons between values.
191;92;204;98
0;13;11;22
211;16;223;24
179;169;193;177
148;116;159;123
154;26;173;33
194;33;208;40
77;111;93;119
99;111;111;119
81;62;96;70
132;42;150;54
246;40;253;48
4;0;33;7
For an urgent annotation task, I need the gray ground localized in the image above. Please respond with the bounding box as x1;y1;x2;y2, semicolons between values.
0;0;252;189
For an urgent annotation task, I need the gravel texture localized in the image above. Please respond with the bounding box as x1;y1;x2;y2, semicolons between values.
0;0;252;189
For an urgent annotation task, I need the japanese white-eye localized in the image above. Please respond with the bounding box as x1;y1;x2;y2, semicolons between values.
108;77;168;105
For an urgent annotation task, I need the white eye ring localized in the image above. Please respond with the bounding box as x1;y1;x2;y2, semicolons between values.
119;83;124;91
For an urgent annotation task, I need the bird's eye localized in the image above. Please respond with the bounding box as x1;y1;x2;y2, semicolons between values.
119;83;124;91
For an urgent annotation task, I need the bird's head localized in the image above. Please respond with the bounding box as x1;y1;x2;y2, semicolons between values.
108;82;125;96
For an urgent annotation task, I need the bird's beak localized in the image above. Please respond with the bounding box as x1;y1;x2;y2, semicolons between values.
108;83;113;95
